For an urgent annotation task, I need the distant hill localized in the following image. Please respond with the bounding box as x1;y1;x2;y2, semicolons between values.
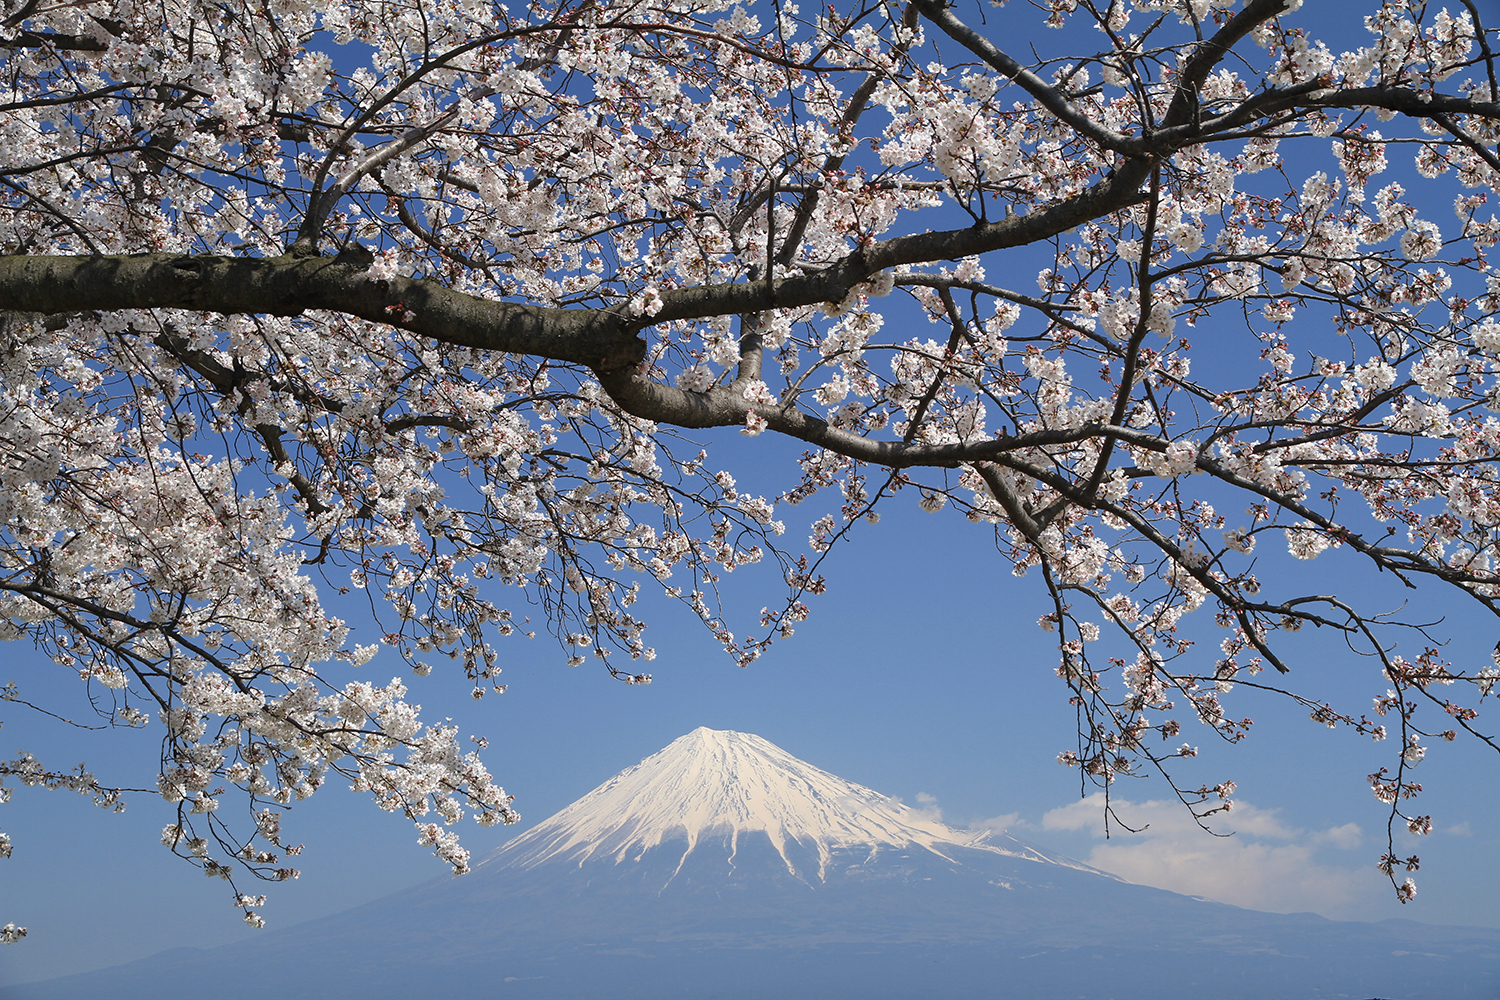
16;728;1500;999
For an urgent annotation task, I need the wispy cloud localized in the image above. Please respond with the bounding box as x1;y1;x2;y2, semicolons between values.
1039;794;1381;919
1318;822;1364;850
967;812;1023;835
911;792;943;824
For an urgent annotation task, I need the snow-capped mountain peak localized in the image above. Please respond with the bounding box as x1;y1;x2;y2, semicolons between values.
481;727;1069;881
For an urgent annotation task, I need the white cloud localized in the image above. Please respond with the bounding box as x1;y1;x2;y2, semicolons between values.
1318;822;1364;850
1039;794;1380;919
1446;821;1473;837
967;812;1023;835
888;792;944;824
901;793;1023;836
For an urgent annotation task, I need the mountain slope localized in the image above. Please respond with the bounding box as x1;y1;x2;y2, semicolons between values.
13;728;1500;1000
490;727;1102;881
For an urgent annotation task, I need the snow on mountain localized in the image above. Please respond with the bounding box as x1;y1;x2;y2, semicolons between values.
482;727;1093;882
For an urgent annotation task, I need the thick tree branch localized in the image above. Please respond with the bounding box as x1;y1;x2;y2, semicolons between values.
0;251;641;368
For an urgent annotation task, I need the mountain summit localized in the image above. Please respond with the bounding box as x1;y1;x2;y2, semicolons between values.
490;727;1075;882
14;729;1500;1000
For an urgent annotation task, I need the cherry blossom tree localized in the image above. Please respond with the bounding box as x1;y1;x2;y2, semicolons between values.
2;0;1499;936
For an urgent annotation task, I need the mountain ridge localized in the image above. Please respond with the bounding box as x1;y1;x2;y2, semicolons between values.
484;726;1110;885
10;727;1499;1000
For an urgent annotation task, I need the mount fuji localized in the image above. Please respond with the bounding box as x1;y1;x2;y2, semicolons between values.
490;725;1103;880
15;728;1500;999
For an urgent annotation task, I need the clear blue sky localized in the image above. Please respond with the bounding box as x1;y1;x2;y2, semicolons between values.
4;0;1500;989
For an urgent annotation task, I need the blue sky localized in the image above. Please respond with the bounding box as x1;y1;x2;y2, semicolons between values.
5;0;1500;989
